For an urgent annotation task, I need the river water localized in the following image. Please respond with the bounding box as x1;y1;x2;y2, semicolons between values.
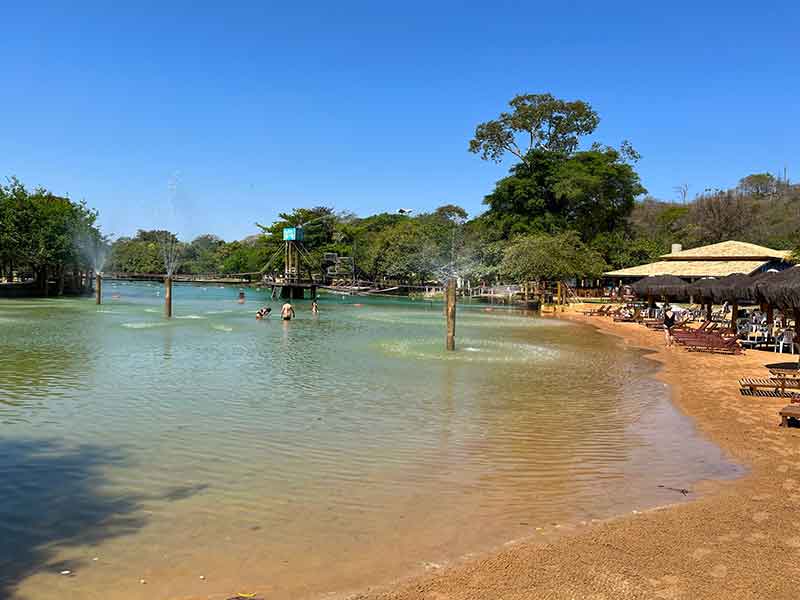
0;282;738;600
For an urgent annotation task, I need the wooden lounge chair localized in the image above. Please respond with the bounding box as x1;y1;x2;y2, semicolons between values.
682;334;743;354
581;305;609;316
739;377;800;395
779;404;800;427
768;366;800;379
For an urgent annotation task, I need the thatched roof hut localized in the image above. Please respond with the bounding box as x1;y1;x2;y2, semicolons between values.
631;275;688;298
605;240;791;279
754;267;800;309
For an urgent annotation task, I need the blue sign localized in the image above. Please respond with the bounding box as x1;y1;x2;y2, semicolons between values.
283;227;304;241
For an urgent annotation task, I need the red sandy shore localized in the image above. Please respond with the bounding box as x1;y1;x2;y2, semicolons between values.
347;309;800;600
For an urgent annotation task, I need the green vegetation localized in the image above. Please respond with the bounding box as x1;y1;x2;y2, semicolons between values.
0;177;105;294
5;93;800;293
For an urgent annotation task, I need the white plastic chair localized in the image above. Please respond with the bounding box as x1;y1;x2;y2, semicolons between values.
776;328;796;354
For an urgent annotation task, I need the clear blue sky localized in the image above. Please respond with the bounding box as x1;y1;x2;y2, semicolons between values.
1;1;798;241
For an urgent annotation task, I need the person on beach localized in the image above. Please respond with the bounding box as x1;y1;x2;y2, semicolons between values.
256;306;271;320
311;300;319;314
663;306;676;347
281;301;295;321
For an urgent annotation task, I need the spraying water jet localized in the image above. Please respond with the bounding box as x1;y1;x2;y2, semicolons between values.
156;230;181;318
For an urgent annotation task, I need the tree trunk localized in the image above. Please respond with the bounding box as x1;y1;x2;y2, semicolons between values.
95;274;102;304
57;264;65;296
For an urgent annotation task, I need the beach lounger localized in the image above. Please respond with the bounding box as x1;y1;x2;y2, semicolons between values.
738;377;800;395
682;334;742;354
779;404;800;427
581;305;609;316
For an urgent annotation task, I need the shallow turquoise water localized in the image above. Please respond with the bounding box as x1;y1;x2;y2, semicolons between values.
0;282;739;599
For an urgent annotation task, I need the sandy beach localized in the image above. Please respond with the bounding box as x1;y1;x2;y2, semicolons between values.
350;309;800;600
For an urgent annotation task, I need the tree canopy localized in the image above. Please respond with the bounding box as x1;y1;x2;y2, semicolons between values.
0;178;105;293
469;93;600;164
500;232;607;282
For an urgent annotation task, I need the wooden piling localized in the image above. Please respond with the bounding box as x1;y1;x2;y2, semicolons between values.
445;279;456;351
165;276;173;318
95;274;102;305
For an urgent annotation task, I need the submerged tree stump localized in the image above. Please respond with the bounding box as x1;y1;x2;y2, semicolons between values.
445;279;456;351
165;277;173;318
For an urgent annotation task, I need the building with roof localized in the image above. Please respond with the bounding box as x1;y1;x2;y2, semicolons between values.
605;240;793;281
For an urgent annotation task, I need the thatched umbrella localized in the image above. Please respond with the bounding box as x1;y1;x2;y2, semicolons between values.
631;275;688;299
686;277;718;321
707;273;757;330
755;268;800;326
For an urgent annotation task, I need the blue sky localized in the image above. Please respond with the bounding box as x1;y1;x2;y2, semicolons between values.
1;1;798;241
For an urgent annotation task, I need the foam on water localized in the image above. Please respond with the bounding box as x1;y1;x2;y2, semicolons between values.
380;337;559;363
121;321;169;329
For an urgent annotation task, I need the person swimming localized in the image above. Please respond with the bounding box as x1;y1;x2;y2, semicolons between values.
256;306;271;320
280;301;295;321
311;300;319;314
237;290;246;304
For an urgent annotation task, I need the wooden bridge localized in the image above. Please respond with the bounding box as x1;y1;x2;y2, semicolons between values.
102;272;263;284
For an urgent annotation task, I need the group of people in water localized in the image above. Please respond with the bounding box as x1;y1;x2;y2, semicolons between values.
255;299;318;321
237;289;319;321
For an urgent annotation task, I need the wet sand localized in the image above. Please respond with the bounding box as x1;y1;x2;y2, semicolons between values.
349;309;800;600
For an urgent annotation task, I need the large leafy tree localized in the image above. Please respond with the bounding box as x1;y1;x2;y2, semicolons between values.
479;147;645;242
469;93;600;163
0;177;103;292
500;231;607;283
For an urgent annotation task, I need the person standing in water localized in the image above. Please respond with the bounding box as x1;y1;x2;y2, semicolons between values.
311;300;319;314
281;301;295;321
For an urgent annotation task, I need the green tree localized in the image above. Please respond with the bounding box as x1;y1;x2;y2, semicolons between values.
500;231;607;283
480;147;645;242
469;93;600;164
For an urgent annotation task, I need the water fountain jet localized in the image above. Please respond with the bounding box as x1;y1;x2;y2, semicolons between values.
156;230;181;318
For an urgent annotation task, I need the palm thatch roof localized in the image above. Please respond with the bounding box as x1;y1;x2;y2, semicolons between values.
605;260;770;278
660;241;792;260
605;240;792;278
686;277;719;300
707;273;760;304
754;267;800;309
631;275;688;298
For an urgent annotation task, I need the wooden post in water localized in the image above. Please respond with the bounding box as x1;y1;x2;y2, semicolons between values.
95;273;102;304
164;276;173;318
445;278;456;351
